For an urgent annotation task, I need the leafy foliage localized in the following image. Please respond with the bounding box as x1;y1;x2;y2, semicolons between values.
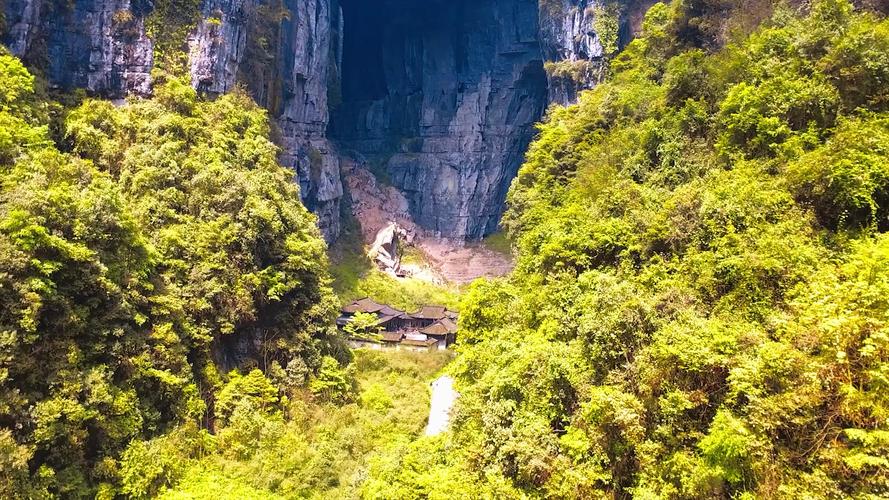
368;2;889;498
343;311;383;342
163;350;451;498
0;54;338;496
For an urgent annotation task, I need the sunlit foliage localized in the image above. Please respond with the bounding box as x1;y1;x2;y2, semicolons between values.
368;2;889;498
0;52;339;496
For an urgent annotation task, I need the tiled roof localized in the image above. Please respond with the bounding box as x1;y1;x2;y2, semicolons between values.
382;332;404;342
440;318;458;332
401;338;439;347
379;305;404;316
421;318;458;336
410;305;448;320
342;298;385;314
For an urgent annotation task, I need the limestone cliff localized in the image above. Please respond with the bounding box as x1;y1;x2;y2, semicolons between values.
180;0;345;241
2;0;153;96
330;0;548;239
539;0;608;104
1;0;645;241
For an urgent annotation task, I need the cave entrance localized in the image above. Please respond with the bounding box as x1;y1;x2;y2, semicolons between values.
331;0;457;143
330;0;549;239
337;0;391;103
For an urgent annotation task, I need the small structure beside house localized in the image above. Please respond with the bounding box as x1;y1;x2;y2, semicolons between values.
338;298;459;351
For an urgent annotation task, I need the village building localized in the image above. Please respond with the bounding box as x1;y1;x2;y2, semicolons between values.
338;298;459;351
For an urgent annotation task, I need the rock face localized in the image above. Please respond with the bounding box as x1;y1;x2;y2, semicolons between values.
539;0;607;104
368;222;404;274
2;0;645;241
187;0;345;241
330;0;549;239
2;0;153;97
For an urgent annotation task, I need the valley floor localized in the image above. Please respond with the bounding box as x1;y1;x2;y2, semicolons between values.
161;350;453;499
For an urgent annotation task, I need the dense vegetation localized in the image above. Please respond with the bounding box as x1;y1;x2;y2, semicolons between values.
328;216;462;312
165;349;451;499
367;1;889;498
3;0;889;498
0;54;343;497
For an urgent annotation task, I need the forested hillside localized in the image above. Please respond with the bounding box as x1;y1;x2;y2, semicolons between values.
2;0;889;498
0;57;344;496
369;1;889;498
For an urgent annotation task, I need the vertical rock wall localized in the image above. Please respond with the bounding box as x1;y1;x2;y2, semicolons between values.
2;0;153;97
331;0;549;239
2;0;345;241
185;0;345;240
538;0;606;104
275;0;343;241
2;0;646;242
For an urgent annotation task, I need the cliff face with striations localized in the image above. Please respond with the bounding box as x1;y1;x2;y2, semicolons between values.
2;0;154;96
1;0;645;241
330;0;549;239
539;0;608;104
186;0;345;240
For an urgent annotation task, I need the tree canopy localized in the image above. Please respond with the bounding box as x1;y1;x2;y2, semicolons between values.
0;50;341;497
366;1;889;498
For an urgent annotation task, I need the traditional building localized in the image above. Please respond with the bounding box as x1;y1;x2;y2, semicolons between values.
420;317;458;347
339;298;459;351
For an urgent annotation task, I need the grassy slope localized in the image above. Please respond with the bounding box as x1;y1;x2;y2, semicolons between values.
163;350;453;499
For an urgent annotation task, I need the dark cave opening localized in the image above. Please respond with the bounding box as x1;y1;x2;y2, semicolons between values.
331;0;459;142
331;0;549;239
338;0;390;102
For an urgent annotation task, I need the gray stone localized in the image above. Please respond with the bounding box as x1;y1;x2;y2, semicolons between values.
539;0;607;104
2;0;648;242
3;0;153;97
330;0;549;239
274;0;343;242
186;0;345;241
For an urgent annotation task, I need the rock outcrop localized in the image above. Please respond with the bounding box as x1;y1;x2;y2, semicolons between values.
368;222;404;274
2;0;647;242
3;0;153;97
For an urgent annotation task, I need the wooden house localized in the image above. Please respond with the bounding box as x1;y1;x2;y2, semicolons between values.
339;299;459;350
420;317;458;347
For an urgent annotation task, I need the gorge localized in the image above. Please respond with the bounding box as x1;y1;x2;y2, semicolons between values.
1;0;648;242
3;1;889;497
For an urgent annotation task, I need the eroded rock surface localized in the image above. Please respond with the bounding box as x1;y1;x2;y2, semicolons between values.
331;0;549;240
2;0;647;243
368;222;404;274
345;156;514;284
187;0;345;241
3;0;153;97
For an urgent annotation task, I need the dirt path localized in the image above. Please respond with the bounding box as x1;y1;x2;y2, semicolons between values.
417;239;514;285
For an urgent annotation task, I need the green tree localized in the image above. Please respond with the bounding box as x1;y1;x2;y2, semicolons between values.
408;2;889;498
0;54;340;496
343;311;383;341
309;356;357;405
